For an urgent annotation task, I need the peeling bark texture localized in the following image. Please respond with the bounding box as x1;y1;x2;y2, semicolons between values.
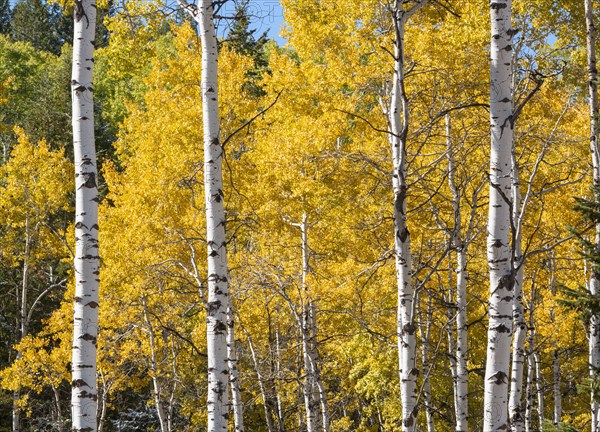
71;0;99;429
586;1;600;431
227;308;244;432
446;114;469;432
484;1;514;431
386;2;428;430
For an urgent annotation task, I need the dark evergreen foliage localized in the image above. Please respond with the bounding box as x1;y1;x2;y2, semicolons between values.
227;1;270;97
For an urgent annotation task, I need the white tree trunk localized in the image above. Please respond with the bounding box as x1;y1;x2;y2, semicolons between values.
246;332;276;432
553;350;561;425
71;0;100;428
142;297;169;432
418;295;434;432
586;1;600;431
387;3;427;429
227;308;244;432
446;114;469;432
484;1;514;431
525;353;534;432
177;0;231;429
533;350;544;431
509;149;526;432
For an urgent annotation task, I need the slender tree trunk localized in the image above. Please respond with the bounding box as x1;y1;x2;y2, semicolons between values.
201;0;230;424
484;1;514;431
525;353;534;432
418;295;434;432
533;350;544;430
509;149;526;432
553;350;561;425
585;2;600;431
142;297;169;432
446;114;469;432
227;308;244;432
178;0;230;429
275;328;286;432
246;332;276;432
52;385;64;432
13;216;30;432
387;4;425;429
70;0;99;428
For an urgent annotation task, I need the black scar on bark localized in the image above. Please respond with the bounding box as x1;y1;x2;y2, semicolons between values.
80;172;97;189
75;428;95;432
90;224;99;231
75;222;88;230
78;391;98;400
214;321;227;334
80;333;97;345
409;368;419;376
495;323;511;333
489;370;508;384
490;2;507;9
86;301;99;309
207;300;222;314
81;157;93;165
402;322;416;335
72;378;89;388
75;296;83;303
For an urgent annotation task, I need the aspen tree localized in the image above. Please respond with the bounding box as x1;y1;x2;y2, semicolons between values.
385;2;428;430
484;0;515;431
70;0;100;428
176;1;230;429
585;1;600;431
446;114;470;432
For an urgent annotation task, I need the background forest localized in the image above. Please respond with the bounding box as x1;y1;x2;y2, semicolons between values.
0;0;597;431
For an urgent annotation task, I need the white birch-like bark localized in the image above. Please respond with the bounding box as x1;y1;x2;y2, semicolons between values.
418;296;434;432
446;114;469;432
71;0;99;428
484;1;514;431
533;350;544;430
142;297;170;432
178;1;230;429
524;353;533;432
227;308;244;432
586;2;600;431
553;350;561;425
509;148;526;432
275;328;286;431
246;332;276;432
386;3;427;430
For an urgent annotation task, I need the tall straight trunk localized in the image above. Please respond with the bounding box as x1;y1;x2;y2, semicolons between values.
484;1;514;431
418;295;434;432
201;0;230;425
275;328;286;432
13;216;30;432
446;114;468;432
71;0;99;428
509;149;526;432
178;0;230;429
227;308;244;432
387;2;428;429
553;350;561;425
533;350;544;430
246;332;276;432
299;215;318;432
585;1;600;431
142;297;169;432
525;353;534;432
